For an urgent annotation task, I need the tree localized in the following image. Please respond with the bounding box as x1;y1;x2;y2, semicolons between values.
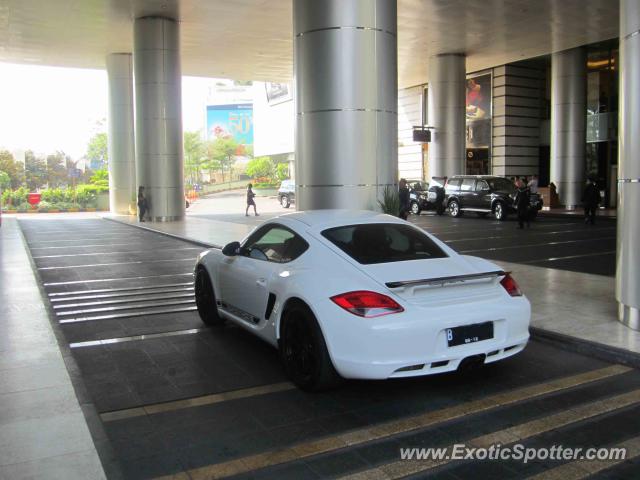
183;131;205;185
208;137;239;182
246;156;274;179
0;150;24;188
24;151;47;190
46;151;69;188
86;132;108;170
0;171;10;190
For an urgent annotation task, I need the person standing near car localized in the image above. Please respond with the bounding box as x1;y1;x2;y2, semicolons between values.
398;178;410;220
514;182;531;229
137;186;148;222
581;178;600;225
245;183;259;217
527;175;539;194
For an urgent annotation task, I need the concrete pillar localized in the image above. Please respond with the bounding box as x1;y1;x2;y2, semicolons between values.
106;53;136;215
133;16;184;221
550;47;586;209
617;0;640;330
427;54;466;181
293;0;398;211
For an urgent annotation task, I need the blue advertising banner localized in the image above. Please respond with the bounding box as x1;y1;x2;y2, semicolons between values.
206;104;253;145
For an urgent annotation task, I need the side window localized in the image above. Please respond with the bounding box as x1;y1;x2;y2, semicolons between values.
476;180;489;192
446;178;462;191
243;225;308;263
460;178;476;192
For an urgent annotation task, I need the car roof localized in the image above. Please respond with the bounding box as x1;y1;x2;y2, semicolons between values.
276;209;404;229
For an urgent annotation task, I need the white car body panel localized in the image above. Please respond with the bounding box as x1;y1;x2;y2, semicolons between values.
196;210;530;380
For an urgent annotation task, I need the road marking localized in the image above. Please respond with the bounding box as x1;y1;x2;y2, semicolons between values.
101;382;295;422
55;298;195;316
525;435;640;480
339;388;640;480
30;242;178;250
174;365;630;480
522;251;616;264
43;273;193;286
33;247;200;258
58;305;197;323
459;236;616;254
53;292;195;309
69;327;208;349
48;282;193;297
37;257;195;270
445;227;615;244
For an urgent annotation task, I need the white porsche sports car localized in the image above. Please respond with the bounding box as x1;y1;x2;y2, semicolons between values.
194;210;530;391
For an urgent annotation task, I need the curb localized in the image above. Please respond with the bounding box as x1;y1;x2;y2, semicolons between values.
2;208;106;214
530;326;640;369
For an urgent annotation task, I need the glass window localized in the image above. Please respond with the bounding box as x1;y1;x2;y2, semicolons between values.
322;223;448;265
243;224;309;263
460;178;476;191
446;178;462;191
475;180;489;191
486;177;516;193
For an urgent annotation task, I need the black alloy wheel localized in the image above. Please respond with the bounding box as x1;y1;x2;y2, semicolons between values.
279;303;341;391
195;267;224;326
410;202;421;215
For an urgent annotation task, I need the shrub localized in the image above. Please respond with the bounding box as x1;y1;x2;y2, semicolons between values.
378;186;400;216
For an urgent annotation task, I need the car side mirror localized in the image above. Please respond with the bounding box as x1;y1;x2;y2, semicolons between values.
222;241;241;256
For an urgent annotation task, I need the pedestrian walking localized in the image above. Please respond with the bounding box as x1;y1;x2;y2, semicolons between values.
137;186;148;222
398;178;410;220
581;178;600;225
245;183;259;216
514;182;531;229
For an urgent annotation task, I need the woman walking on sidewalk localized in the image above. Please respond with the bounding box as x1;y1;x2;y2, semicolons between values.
245;183;259;216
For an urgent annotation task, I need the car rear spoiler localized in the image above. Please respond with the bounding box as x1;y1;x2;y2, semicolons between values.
385;270;506;289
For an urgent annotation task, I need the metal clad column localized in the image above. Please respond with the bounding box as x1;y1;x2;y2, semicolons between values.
293;0;398;210
133;17;184;221
106;53;136;215
427;54;466;181
617;0;640;330
550;47;586;209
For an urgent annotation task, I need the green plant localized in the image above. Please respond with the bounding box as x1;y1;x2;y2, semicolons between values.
378;185;400;216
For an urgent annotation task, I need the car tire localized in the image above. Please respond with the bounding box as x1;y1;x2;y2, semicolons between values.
494;202;507;221
280;195;291;209
195;267;225;326
449;200;461;217
279;301;342;391
410;201;421;215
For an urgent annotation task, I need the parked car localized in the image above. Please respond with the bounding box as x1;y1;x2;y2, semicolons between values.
278;179;295;208
445;175;543;221
194;210;530;391
407;179;446;215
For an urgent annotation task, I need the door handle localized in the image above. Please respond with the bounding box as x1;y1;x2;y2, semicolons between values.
256;278;266;287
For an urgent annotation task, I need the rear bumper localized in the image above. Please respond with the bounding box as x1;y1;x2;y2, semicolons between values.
322;296;531;380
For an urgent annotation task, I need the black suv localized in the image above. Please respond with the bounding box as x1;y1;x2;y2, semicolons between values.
445;175;543;221
407;179;447;215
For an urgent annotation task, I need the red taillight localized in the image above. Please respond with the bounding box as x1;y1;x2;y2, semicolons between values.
500;274;522;297
330;291;404;318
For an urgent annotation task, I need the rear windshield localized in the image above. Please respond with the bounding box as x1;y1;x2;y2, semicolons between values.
321;223;448;265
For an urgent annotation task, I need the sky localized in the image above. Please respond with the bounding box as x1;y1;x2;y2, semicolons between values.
0;62;219;160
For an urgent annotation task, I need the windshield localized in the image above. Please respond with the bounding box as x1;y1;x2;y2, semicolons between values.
487;178;516;193
322;223;448;265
